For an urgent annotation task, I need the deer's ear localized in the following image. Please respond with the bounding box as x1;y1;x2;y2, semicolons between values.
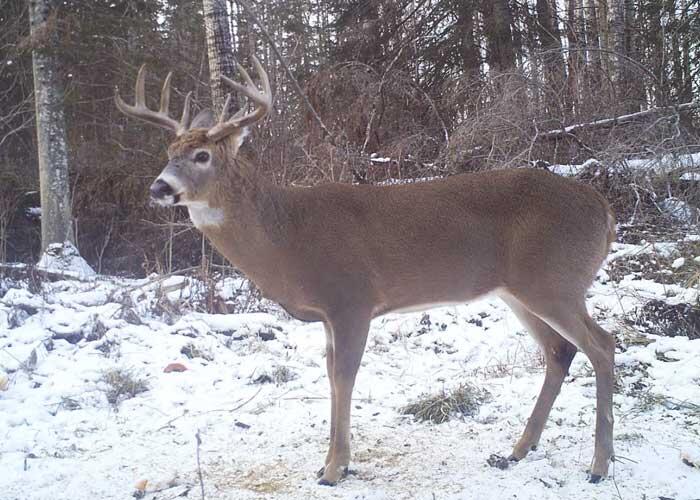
190;109;216;129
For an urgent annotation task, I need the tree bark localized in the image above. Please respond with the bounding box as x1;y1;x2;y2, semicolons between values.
28;0;73;251
202;0;237;110
608;0;627;89
481;0;516;73
596;0;611;75
455;0;481;81
232;0;255;62
566;0;581;112
586;0;601;76
679;0;692;102
536;0;566;94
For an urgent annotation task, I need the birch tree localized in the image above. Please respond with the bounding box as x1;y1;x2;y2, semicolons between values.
29;0;73;250
202;0;237;110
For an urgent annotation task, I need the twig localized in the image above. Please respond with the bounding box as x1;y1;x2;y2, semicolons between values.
611;458;623;500
362;45;405;154
122;266;201;295
281;395;373;403
410;82;449;145
236;0;336;145
195;430;205;500
156;387;263;431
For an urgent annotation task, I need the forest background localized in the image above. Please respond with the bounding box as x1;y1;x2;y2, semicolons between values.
1;0;698;277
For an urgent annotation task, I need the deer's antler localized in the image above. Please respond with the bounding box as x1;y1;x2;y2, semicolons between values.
115;65;191;136
207;56;272;141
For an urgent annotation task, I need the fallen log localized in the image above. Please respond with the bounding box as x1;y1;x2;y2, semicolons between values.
539;101;700;139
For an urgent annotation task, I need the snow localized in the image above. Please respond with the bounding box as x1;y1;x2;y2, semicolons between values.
36;241;96;279
549;152;700;178
370;153;392;163
1;247;699;499
660;197;699;225
671;257;686;269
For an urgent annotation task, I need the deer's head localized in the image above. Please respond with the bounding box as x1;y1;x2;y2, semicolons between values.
115;57;271;207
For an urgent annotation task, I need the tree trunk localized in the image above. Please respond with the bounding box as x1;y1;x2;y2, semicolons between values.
586;0;601;75
28;0;73;251
456;0;481;81
202;0;237;110
481;0;516;73
679;0;692;102
609;0;627;91
566;0;581;113
536;0;566;95
232;0;255;62
624;0;645;109
649;0;665;104
596;0;611;76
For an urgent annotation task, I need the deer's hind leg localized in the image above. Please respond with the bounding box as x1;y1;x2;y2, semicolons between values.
503;297;577;461
511;293;616;482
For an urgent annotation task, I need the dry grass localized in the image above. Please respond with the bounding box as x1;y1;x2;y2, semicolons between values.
628;390;700;416
252;365;298;386
625;299;700;340
100;368;149;406
180;342;213;361
400;383;491;424
608;239;700;286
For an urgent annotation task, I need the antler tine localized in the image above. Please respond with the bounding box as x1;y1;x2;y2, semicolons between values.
218;94;233;124
159;72;173;115
230;106;248;121
179;91;192;135
207;55;273;141
220;58;271;107
251;55;272;102
114;64;184;134
219;74;257;105
236;61;257;92
135;64;147;106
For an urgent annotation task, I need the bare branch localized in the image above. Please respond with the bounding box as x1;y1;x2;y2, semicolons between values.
235;0;337;145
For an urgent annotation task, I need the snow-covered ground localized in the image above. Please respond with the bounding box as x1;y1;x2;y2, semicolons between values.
1;241;699;500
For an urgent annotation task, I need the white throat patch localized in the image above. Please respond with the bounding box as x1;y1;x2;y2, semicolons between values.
187;203;225;228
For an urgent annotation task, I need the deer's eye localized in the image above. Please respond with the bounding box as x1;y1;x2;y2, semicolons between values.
194;151;210;163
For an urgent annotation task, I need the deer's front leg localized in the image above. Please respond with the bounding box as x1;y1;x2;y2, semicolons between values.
318;313;370;486
317;324;337;478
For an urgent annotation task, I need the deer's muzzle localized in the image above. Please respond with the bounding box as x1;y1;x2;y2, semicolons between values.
150;179;175;201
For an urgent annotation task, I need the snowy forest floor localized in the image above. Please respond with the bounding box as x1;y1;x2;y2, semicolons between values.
1;233;700;500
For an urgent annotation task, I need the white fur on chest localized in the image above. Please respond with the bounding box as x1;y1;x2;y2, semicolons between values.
187;203;225;228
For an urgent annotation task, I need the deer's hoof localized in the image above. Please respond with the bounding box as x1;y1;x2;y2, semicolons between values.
588;474;603;484
317;465;349;486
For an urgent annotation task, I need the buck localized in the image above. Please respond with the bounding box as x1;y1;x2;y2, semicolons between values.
116;57;617;486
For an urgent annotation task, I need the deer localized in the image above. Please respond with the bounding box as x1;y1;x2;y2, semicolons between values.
115;56;617;486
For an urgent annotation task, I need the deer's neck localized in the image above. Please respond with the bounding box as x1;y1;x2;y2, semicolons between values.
190;163;289;277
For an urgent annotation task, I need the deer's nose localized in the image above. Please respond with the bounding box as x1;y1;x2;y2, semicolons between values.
150;179;174;199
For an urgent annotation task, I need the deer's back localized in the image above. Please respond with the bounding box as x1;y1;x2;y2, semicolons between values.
273;168;613;317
